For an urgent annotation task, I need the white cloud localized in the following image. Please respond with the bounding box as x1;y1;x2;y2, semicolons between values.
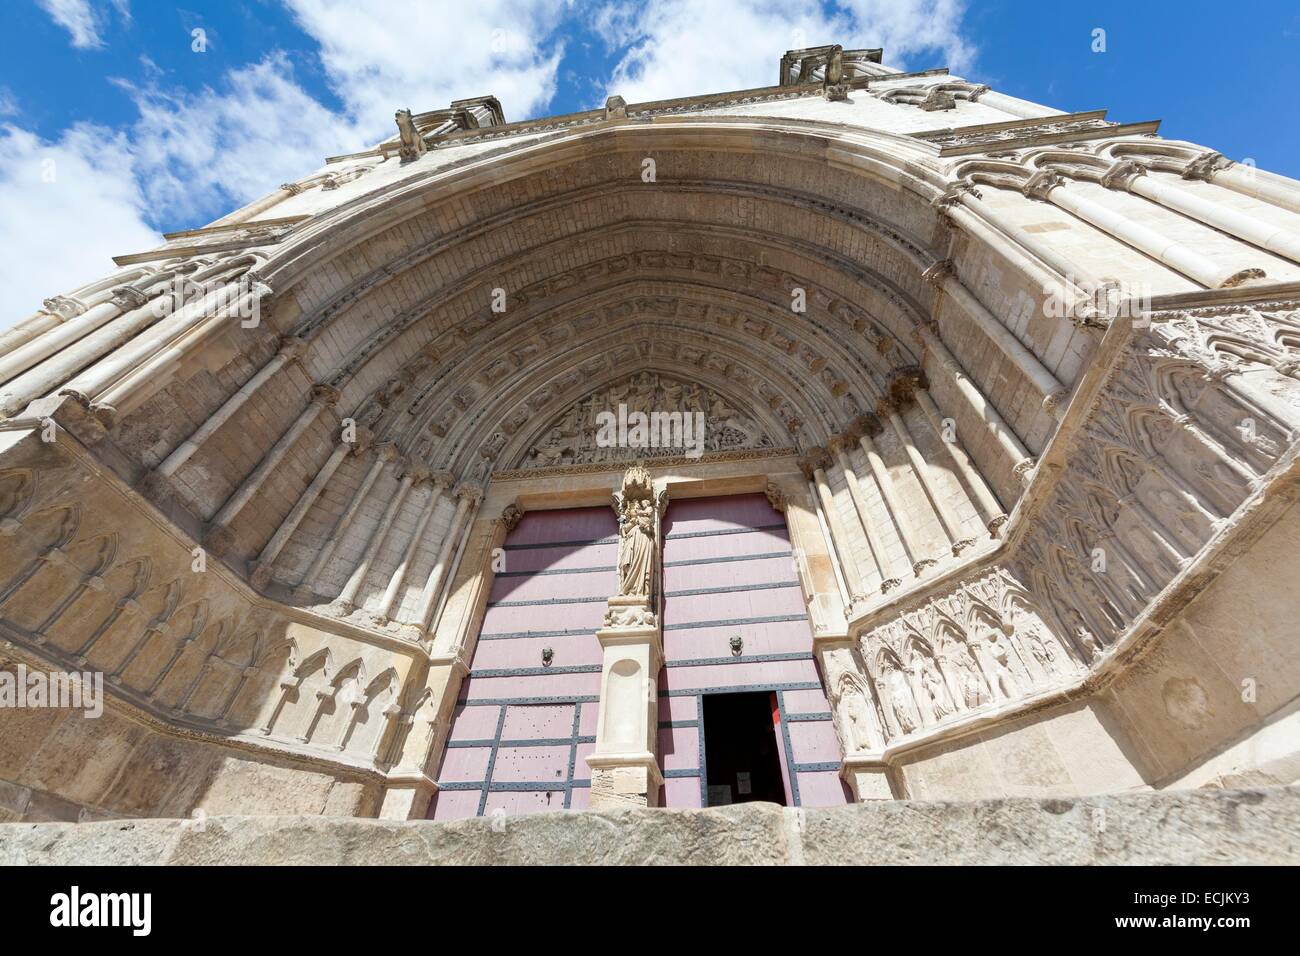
840;0;975;71
116;54;357;225
37;0;129;50
597;0;974;104
1;0;579;329
2;0;977;331
0;123;160;322
283;0;570;133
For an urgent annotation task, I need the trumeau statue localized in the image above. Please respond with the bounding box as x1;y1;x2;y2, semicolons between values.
614;464;657;599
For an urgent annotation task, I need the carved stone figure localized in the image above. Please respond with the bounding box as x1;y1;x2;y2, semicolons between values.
885;668;918;735
982;629;1019;700
835;672;876;752
612;464;659;600
395;109;426;163
919;659;955;720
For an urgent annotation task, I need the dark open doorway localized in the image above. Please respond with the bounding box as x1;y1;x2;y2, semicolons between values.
702;691;788;806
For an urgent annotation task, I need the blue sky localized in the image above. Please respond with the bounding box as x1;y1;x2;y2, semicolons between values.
1;0;1297;325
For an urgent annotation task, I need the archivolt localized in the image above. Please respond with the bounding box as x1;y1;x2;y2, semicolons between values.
250;120;954;475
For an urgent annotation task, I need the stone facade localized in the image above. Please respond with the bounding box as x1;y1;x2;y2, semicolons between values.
2;43;1300;823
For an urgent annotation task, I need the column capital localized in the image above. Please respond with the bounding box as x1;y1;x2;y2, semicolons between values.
920;259;955;289
851;413;883;439
41;295;87;321
930;180;980;209
1043;388;1071;414
110;285;150;311
454;484;484;505
1022;169;1066;201
310;383;341;407
346;426;374;455
1181;150;1232;182
1013;457;1038;485
1100;159;1147;190
277;335;309;361
887;365;928;407
798;448;832;479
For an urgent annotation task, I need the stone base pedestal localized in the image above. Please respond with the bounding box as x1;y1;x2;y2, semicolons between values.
585;611;664;810
378;774;438;820
842;756;896;801
586;753;664;809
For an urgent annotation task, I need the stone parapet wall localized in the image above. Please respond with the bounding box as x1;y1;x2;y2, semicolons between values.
3;785;1296;865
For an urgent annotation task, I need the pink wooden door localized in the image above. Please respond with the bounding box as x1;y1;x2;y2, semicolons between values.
658;492;850;808
428;506;615;819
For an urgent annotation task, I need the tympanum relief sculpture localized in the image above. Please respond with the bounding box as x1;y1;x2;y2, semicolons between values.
518;371;774;469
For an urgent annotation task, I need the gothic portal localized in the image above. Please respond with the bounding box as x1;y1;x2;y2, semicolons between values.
3;44;1300;823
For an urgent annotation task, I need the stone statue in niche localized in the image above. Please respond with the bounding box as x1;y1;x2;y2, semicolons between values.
1022;621;1065;678
918;658;955;721
835;672;877;753
884;668;918;735
981;628;1020;700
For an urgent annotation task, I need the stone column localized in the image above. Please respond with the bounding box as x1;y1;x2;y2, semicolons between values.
829;437;899;593
880;384;977;557
854;419;936;577
922;260;1069;419
773;482;847;631
916;325;1036;487
248;430;370;590
295;442;389;598
800;448;870;609
404;484;480;641
1102;160;1300;265
1022;169;1264;289
334;463;423;614
145;336;306;498
371;473;450;626
1182;150;1300;216
946;190;1104;313
0;285;148;387
205;384;339;557
51;269;267;412
587;464;666;809
913;387;1008;536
